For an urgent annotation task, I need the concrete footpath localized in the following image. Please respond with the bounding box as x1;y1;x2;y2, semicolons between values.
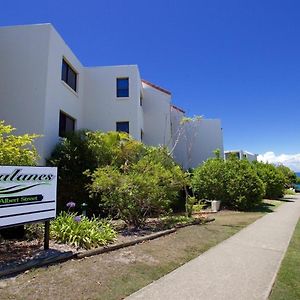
126;195;300;300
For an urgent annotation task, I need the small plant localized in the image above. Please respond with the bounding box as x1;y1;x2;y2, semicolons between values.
185;196;197;217
161;215;196;229
50;212;117;249
25;223;44;240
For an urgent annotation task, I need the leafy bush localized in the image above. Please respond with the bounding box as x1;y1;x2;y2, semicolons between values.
191;158;226;201
192;157;265;210
47;130;145;214
222;159;265;210
87;148;187;228
276;165;297;188
253;162;286;199
0;120;39;165
50;212;117;249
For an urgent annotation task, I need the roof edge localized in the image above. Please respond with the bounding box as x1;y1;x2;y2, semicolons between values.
171;104;186;114
142;79;171;95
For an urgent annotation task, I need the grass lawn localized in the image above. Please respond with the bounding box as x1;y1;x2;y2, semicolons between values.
269;217;300;300
0;199;283;300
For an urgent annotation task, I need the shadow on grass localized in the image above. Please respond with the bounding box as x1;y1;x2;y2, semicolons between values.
278;198;295;202
247;202;276;213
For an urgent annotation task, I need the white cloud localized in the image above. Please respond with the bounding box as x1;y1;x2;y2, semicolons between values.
257;152;300;172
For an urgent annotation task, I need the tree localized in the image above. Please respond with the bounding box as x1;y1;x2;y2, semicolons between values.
253;162;286;199
0;121;39;166
276;164;297;188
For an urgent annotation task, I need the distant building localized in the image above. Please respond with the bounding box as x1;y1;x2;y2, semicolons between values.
0;23;224;168
224;150;258;162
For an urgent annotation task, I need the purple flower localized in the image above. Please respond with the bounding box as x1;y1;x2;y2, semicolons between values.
66;201;76;208
74;216;82;223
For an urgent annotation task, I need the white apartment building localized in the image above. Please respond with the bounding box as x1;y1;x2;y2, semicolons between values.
224;150;258;162
0;23;223;169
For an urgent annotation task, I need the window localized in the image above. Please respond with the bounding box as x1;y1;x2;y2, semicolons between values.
59;111;75;137
116;121;129;134
61;59;77;92
117;78;129;97
141;129;144;141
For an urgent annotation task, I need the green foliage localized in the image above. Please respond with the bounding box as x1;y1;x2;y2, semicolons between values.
276;165;297;188
47;130;145;213
185;196;197;217
25;223;44;240
222;159;265;210
192;158;265;210
50;212;117;249
87;148;187;228
0;121;40;165
191;158;226;201
297;177;300;184
160;215;195;229
285;189;296;195
253;162;286;199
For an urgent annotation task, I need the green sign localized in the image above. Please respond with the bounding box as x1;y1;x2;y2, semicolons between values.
0;194;43;205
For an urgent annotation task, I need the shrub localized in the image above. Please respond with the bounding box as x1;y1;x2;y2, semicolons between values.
276;165;297;188
0;121;40;239
47;130;145;214
0;120;39;165
50;212;117;249
192;157;265;210
87;149;187;228
47;130;96;212
191;158;226;201
222;159;265;210
253;162;286;199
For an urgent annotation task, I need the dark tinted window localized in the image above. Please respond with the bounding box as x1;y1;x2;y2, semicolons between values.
61;59;77;92
59;111;75;137
117;78;129;97
116;121;129;134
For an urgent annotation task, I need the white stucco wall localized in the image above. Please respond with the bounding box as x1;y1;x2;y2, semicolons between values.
142;82;172;148
170;106;189;168
43;25;84;161
83;65;143;141
185;119;224;168
0;24;51;160
171;107;224;169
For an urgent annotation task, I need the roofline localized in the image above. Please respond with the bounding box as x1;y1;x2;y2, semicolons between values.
142;79;171;95
171;104;186;114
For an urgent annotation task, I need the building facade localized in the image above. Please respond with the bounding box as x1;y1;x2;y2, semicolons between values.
224;150;258;162
0;23;223;169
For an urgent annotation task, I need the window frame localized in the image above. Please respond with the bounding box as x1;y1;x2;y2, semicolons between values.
61;58;78;92
116;77;129;98
116;121;129;134
59;111;76;137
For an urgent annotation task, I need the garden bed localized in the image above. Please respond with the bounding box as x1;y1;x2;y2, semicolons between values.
0;214;211;278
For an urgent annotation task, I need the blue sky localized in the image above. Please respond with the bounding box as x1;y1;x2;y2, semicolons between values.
1;0;300;168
